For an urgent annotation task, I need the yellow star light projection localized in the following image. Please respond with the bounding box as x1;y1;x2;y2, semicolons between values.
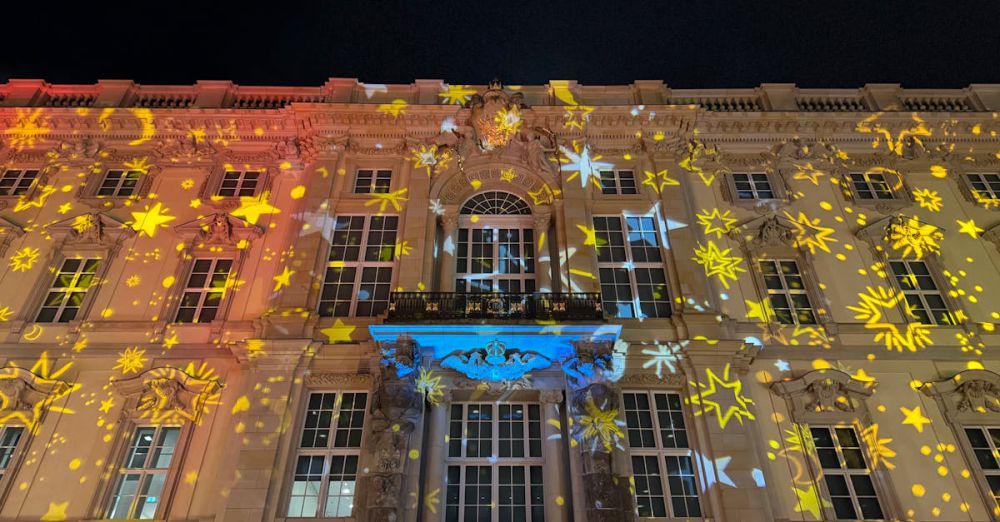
687;364;755;429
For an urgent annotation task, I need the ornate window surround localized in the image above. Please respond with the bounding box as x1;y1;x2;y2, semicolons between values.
342;158;399;200
771;369;903;520
165;213;263;332
0;152;53;212
197;150;281;211
76;164;160;209
922;369;1000;520
13;212;132;332
719;153;790;211
837;155;913;214
728;213;835;335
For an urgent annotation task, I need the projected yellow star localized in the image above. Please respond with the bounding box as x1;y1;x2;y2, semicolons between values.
576;224;599;247
114;346;148;375
696;208;737;238
438;84;477;105
9;246;40;272
14;184;57;212
792;485;832;519
272;266;295;291
848;286;933;352
130;202;176;237
956;218;984;239
321;319;356;343
862;423;896;470
642;169;680;194
912;188;943;212
231;192;280;225
5;108;51;149
692;241;745;289
791;162;825;185
364;188;409;213
901;405;931;433
563;105;594;130
577;395;625;452
687;364;755;428
786;211;837;254
889;216;942;259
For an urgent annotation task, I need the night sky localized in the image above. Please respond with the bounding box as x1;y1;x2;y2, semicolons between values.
3;1;999;88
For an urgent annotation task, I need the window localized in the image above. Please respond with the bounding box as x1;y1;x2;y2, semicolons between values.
964;426;1000;508
966;173;1000;202
318;215;397;317
175;258;232;323
353;169;392;194
456;228;535;293
287;392;367;518
36;258;100;323
623;391;701;518
599;170;638;195
446;403;544;522
594;216;671;318
888;260;954;325
460;192;530;215
0;169;38;196
106;426;181;520
216;171;261;197
809;426;884;520
849;172;894;200
97;170;142;197
732;172;775;200
0;426;24;481
760;259;817;325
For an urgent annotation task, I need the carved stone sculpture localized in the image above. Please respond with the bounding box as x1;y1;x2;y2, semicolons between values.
956;380;1000;413
806;378;853;412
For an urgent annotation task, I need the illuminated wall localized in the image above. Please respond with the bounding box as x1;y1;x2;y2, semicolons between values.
0;79;998;521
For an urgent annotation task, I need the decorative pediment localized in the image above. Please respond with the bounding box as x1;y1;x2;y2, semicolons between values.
769;138;846;180
49;212;133;247
0;365;76;433
113;366;224;425
771;369;875;422
154;137;218;164
856;214;943;260
922;370;1000;421
0;216;25;257
174;213;263;247
730;213;796;255
441;339;553;382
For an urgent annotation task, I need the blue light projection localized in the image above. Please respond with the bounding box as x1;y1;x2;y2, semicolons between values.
440;339;552;381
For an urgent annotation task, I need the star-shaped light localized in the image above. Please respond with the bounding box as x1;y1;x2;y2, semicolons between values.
99;397;115;413
792;485;832;519
14;184;57;212
956;218;984;239
230;192;280;225
40;501;69;521
642;169;680;194
695;451;735;489
130;202;176;237
641;342;684;377
692;241;746;290
559;141;613;189
364;188;409;213
563;105;595;130
687;364;755;429
900;405;931;433
114;346;148;375
438;84;476;105
791;162;825;185
272;266;295;291
576;224;599;247
786;211;837;254
320;319;356;343
912;188;943;212
889;216;942;259
774;359;790;372
696;208;737;238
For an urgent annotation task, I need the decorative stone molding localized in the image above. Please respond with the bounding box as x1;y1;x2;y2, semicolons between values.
174;213;263;248
771;369;875;423
440;339;553;382
0;216;25;258
0;365;76;433
112;366;224;425
730;213;796;256
49;212;133;248
453;377;534;396
618;372;686;388
153;137;217;165
922;370;1000;423
984;223;1000;252
304;372;373;389
538;388;563;404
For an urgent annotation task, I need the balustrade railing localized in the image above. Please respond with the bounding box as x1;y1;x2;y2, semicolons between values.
386;292;604;322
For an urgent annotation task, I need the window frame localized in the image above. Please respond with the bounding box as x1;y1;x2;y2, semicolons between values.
758;259;818;326
317;214;399;318
352;168;393;194
0;168;40;197
0;424;27;507
807;424;887;521
104;424;184;520
887;258;956;325
215;170;264;198
34;256;102;323
962;425;1000;514
598;169;639;196
284;390;370;519
455;215;537;294
622;390;703;519
842;168;911;212
172;257;235;324
593;214;673;319
444;402;546;522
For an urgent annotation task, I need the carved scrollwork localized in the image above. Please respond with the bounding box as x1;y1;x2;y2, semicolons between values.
0;365;77;433
923;370;1000;422
48;212;133;248
771;369;874;422
113;366;224;425
174;212;264;248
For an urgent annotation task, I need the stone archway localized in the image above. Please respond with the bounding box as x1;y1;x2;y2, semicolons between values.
433;163;559;208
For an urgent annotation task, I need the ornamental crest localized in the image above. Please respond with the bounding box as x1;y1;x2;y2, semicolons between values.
441;339;552;381
467;79;525;151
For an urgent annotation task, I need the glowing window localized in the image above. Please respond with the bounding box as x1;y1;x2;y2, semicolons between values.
460;191;531;215
964;427;1000;508
36;258;100;323
849;172;894;200
216;171;260;197
106;426;180;520
594;216;671;318
97;170;142;197
456;228;535;294
809;426;884;520
599;170;638;195
445;403;544;522
966;173;1000;201
623;391;701;518
760;259;817;325
0;169;38;196
318;215;397;317
353;169;392;194
0;426;24;481
732;172;774;199
287;392;367;518
888;260;954;325
175;258;233;323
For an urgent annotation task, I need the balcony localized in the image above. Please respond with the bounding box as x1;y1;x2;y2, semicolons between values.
386;292;604;322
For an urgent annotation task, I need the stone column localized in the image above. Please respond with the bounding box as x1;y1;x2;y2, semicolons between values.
420;390;452;522
540;389;569;522
367;337;423;522
438;209;459;292
564;340;634;522
533;210;552;292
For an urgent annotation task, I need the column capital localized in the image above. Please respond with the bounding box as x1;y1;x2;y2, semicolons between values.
440;209;459;230
532;210;552;230
539;388;563;405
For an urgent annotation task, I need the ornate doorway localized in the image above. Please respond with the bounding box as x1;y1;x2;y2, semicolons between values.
456;191;536;293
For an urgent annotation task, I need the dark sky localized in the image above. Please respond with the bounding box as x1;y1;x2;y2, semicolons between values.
2;1;999;88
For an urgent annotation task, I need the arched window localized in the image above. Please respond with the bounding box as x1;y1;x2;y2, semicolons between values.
460;191;531;215
456;191;535;293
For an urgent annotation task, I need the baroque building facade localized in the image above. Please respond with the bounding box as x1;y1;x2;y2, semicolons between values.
0;79;998;521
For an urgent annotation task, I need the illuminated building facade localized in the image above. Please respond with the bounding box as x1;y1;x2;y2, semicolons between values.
0;78;1000;521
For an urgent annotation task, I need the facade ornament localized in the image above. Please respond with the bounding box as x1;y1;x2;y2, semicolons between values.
454;377;534;395
983;223;1000;252
0;365;77;434
303;372;372;388
154;136;217;163
57;136;104;159
519;126;559;175
113;367;224;425
368;337;423;522
174;213;264;247
539;388;563;404
771;369;874;422
440;339;552;382
923;370;1000;421
730;213;795;255
0;216;26;258
49;212;131;247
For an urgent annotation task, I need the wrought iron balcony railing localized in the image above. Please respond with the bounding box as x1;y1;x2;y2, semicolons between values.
386;292;604;322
